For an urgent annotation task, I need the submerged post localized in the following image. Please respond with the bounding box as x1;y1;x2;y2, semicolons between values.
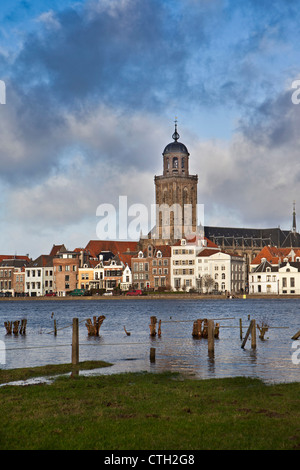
208;320;215;353
251;319;256;349
72;318;79;365
150;347;156;363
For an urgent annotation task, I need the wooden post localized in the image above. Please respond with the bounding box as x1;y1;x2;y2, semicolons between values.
4;321;12;335
158;319;162;337
241;321;252;349
54;319;57;336
192;319;202;338
19;319;27;335
72;318;79;365
202;319;208;338
292;330;300;340
149;316;157;336
13;321;20;336
239;318;243;340
251;319;256;349
150;347;156;363
208;320;214;353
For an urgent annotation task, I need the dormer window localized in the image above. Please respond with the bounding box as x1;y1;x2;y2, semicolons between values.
266;267;271;272
157;250;162;258
181;239;186;246
138;251;143;259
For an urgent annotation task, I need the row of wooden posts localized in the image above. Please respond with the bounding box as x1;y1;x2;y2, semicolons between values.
69;315;300;365
4;319;27;336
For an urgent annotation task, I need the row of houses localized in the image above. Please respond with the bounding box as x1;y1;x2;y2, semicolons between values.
0;237;247;297
2;238;300;297
249;245;300;295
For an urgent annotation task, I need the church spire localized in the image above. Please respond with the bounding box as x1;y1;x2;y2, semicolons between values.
293;201;297;233
172;117;180;142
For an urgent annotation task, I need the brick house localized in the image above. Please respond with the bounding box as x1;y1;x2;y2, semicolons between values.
131;244;171;290
0;256;30;296
53;250;81;296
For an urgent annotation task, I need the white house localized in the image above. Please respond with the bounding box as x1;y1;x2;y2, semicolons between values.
249;259;300;295
196;249;246;294
25;255;54;297
171;239;197;291
120;264;132;291
249;258;278;294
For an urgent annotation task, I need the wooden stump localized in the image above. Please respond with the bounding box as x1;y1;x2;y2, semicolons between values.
19;319;27;335
13;321;20;335
4;321;12;335
292;330;300;340
149;316;157;337
214;323;220;339
202;319;208;338
158;319;162;337
257;322;269;340
192;319;202;338
85;315;106;336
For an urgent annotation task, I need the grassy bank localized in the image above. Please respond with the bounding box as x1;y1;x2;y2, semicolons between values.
0;366;299;450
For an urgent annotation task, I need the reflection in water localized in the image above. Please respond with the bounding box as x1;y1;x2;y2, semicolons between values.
0;298;299;384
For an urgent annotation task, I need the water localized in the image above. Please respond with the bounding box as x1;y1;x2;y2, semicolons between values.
0;298;299;384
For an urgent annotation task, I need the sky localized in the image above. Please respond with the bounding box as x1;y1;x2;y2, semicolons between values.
1;0;300;258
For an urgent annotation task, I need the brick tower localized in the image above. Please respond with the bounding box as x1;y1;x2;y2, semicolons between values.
152;121;198;243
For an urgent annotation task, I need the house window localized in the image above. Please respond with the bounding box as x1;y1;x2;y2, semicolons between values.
290;278;295;288
282;278;287;288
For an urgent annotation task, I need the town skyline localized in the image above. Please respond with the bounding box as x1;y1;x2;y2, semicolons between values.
1;1;300;259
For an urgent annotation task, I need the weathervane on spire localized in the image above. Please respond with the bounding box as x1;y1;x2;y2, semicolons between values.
172;116;180;142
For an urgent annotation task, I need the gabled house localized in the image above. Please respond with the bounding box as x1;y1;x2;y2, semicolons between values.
25;255;54;297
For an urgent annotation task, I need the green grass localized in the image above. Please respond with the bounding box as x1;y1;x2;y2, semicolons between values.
0;369;299;450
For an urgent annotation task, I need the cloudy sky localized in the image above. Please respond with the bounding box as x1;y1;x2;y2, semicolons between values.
1;0;300;258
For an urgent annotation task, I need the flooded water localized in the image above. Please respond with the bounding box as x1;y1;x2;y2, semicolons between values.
0;298;299;384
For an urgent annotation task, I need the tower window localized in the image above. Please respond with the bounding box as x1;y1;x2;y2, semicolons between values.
173;157;178;169
181;157;185;168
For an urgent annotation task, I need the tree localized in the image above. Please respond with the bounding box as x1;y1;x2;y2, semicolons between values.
202;274;214;293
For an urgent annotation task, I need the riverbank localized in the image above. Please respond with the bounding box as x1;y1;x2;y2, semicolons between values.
1;293;300;301
0;368;299;450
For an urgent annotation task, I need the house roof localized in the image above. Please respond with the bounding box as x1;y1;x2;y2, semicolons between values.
0;255;30;264
49;244;66;256
251;246;300;265
28;255;54;268
85;240;139;268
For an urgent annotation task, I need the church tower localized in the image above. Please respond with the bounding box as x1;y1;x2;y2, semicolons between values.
153;121;198;243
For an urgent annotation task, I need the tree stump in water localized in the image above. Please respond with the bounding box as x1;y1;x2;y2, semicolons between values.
85;315;106;336
149;316;157;336
202;319;208;338
192;319;202;338
214;322;220;339
13;321;20;335
158;319;162;337
4;321;12;335
257;322;269;340
19;319;27;335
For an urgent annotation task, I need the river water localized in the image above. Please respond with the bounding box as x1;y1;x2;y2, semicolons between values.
0;298;299;384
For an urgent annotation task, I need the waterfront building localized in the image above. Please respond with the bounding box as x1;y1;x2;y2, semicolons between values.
131;244;171;290
196;249;246;294
53;249;81;296
25;255;54;297
0;256;30;296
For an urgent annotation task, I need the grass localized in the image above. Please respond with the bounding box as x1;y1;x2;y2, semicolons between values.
0;361;112;385
0;365;300;450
